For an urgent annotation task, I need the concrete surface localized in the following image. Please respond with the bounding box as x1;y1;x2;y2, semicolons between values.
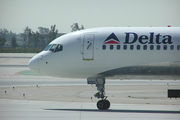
0;53;180;120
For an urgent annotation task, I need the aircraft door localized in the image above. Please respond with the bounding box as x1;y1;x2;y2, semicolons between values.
83;34;94;60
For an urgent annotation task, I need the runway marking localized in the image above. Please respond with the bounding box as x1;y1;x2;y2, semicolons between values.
0;57;10;63
45;108;180;114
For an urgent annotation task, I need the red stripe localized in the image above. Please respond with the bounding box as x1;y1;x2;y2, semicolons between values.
104;40;120;44
96;79;99;84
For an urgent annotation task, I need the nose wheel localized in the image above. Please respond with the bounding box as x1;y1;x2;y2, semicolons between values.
97;100;110;110
87;78;110;110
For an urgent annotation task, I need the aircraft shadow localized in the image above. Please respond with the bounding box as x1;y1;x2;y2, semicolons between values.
45;108;180;114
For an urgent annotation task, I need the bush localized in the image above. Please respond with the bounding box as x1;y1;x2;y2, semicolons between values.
0;47;44;53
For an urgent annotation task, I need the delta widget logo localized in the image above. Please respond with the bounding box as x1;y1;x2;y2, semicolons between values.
104;33;120;44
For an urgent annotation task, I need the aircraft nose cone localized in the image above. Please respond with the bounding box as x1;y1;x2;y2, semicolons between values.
28;54;40;74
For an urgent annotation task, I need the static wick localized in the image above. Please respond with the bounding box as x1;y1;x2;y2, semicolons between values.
23;94;25;98
91;97;93;102
13;87;15;90
5;91;7;95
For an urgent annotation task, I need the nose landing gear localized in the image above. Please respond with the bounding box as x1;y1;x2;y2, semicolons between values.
87;78;110;110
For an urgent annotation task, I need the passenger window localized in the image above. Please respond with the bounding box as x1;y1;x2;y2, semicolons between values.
177;45;180;50
170;45;174;50
137;45;140;50
102;45;106;50
150;45;154;50
110;45;113;50
163;45;167;50
44;44;52;51
49;44;57;52
130;45;134;50
143;45;147;50
54;44;63;52
117;45;120;50
123;45;127;50
157;45;160;50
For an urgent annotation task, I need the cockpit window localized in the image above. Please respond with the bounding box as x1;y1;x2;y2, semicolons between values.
44;44;52;51
44;44;63;52
49;44;57;52
54;44;63;52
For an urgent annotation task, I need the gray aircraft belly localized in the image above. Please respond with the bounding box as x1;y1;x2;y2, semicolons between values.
92;61;180;80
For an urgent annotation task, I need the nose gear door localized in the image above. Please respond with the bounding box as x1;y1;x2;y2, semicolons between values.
83;34;94;60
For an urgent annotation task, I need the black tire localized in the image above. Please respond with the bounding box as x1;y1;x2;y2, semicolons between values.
97;100;110;110
105;100;110;109
97;100;105;110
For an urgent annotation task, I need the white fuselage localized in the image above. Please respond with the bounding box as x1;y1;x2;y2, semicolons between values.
28;27;180;80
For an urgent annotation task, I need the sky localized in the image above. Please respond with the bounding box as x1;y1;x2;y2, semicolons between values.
0;0;180;33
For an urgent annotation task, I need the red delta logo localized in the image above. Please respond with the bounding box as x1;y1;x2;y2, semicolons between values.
104;33;120;44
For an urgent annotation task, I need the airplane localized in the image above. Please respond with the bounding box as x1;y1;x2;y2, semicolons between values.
28;27;180;110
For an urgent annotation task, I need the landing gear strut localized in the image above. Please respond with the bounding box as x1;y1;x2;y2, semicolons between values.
87;78;110;110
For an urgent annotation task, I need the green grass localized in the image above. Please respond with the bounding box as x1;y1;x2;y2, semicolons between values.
19;70;42;76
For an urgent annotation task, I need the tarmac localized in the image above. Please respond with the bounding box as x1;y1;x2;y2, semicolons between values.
0;53;180;120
